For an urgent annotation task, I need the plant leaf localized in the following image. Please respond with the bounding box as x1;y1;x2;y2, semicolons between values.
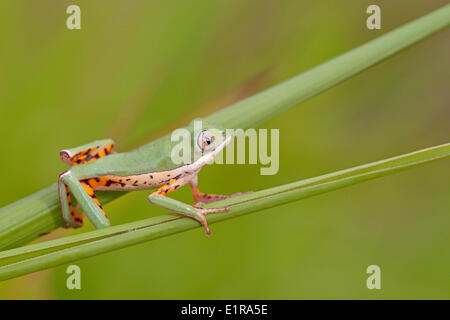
1;4;449;250
0;143;448;281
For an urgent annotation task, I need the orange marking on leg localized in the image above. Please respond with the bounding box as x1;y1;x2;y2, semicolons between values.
65;144;114;166
81;181;109;221
65;185;83;227
91;194;108;220
154;179;181;197
195;187;206;196
87;177;109;188
81;182;95;196
92;196;101;205
98;149;106;158
156;183;170;196
105;144;113;154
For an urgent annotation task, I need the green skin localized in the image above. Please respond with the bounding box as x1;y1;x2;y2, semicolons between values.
59;118;247;236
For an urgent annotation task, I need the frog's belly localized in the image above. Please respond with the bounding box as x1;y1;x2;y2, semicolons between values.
85;165;199;191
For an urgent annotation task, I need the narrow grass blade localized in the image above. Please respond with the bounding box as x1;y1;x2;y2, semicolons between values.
0;143;448;281
0;4;449;250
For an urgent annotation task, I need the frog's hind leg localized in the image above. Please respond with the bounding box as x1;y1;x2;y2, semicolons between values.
147;177;228;236
188;175;252;205
58;176;84;228
59;171;111;229
60;139;115;166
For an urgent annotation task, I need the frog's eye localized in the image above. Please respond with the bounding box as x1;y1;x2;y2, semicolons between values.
196;130;215;153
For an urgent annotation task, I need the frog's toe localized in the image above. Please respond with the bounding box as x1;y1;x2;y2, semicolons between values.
195;206;229;236
229;190;253;198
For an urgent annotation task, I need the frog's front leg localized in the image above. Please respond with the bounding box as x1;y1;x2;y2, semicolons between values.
147;177;228;236
188;175;252;204
59;171;111;229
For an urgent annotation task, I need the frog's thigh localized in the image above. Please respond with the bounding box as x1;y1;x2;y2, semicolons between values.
60;139;115;166
58;172;84;228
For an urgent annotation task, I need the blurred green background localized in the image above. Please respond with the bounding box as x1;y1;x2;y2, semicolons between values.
0;0;449;299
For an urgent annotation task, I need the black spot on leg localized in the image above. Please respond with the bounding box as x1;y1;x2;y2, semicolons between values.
105;180;115;187
81;179;92;188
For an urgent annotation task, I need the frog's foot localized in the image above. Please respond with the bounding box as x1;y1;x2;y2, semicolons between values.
147;179;230;236
148;191;229;236
188;174;253;205
192;206;229;236
192;189;253;205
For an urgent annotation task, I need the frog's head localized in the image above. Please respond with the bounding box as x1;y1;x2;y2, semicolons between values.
188;118;230;162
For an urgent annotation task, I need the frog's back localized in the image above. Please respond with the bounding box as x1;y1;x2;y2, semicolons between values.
70;135;179;179
68;117;218;179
